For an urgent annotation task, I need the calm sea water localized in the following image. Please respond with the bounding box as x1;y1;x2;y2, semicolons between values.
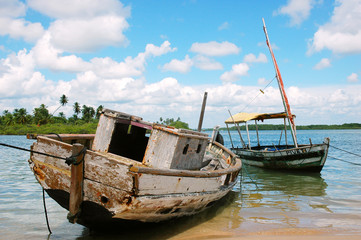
0;130;361;239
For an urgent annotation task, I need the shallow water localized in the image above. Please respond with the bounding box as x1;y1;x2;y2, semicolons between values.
0;130;361;239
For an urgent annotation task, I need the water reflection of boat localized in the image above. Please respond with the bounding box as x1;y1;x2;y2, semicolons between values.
244;166;328;197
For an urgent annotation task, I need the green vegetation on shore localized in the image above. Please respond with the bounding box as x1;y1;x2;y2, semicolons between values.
0;94;190;135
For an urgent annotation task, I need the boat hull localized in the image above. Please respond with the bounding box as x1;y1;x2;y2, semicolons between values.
232;138;329;172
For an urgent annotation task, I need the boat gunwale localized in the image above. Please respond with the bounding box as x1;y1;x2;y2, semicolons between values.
33;135;242;179
231;142;329;153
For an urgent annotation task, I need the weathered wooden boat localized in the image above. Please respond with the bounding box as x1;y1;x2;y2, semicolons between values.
222;19;329;172
28;109;242;227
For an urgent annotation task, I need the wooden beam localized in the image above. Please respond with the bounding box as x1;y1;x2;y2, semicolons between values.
67;143;85;223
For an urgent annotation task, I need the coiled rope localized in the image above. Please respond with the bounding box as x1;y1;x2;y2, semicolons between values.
329;144;361;166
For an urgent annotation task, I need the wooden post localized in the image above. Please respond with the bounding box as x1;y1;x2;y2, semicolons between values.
197;92;208;132
255;120;260;146
68;143;84;223
245;122;251;149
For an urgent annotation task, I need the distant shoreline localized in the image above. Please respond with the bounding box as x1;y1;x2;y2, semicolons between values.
1;122;361;135
205;123;361;131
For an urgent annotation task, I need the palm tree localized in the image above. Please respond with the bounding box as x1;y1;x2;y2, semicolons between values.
52;94;68;115
3;111;14;126
59;112;66;119
73;102;80;117
82;105;95;122
13;108;29;124
96;105;103;119
33;104;50;125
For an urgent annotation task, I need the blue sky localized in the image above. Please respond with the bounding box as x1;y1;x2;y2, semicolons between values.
0;0;360;128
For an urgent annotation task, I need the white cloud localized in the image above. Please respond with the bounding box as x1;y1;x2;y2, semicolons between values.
313;58;331;70
218;22;229;30
25;0;132;53
162;55;193;73
243;53;268;63
0;18;45;43
308;0;361;55
220;63;249;83
27;0;130;19
0;0;26;18
193;55;223;70
275;0;316;26
145;41;177;57
48;16;129;53
190;41;240;56
347;73;359;83
32;33;91;72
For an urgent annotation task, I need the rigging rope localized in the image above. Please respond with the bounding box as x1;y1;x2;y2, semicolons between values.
239;76;276;113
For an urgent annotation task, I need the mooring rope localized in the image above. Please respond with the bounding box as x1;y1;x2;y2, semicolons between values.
329;144;361;166
0;142;87;166
329;144;361;158
242;164;259;190
42;188;52;234
328;156;361;166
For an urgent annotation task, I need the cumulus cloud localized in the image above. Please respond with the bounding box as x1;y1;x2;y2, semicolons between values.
308;0;361;55
347;73;359;83
190;41;240;56
0;0;44;43
193;55;223;70
162;55;193;73
145;41;177;57
48;16;129;53
243;53;268;63
0;0;26;18
27;0;131;53
0;18;45;43
32;33;91;72
27;0;130;19
275;0;316;26
220;63;249;83
313;58;331;70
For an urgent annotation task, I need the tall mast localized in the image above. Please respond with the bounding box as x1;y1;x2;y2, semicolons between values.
262;18;298;147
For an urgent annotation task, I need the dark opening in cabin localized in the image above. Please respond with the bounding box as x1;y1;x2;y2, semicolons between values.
108;123;149;162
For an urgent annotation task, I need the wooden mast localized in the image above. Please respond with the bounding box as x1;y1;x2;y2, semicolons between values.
262;18;298;147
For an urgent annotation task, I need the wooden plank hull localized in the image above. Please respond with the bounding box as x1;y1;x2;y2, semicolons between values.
232;138;329;172
28;136;242;226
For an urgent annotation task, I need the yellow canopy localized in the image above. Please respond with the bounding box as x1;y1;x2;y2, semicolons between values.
225;112;293;124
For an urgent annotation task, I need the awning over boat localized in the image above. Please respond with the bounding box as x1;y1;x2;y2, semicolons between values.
225;112;293;124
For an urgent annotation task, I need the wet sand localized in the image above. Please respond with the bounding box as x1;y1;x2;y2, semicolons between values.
169;227;361;240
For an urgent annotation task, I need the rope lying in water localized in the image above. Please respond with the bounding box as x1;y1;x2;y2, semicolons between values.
0;142;87;166
329;144;361;166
